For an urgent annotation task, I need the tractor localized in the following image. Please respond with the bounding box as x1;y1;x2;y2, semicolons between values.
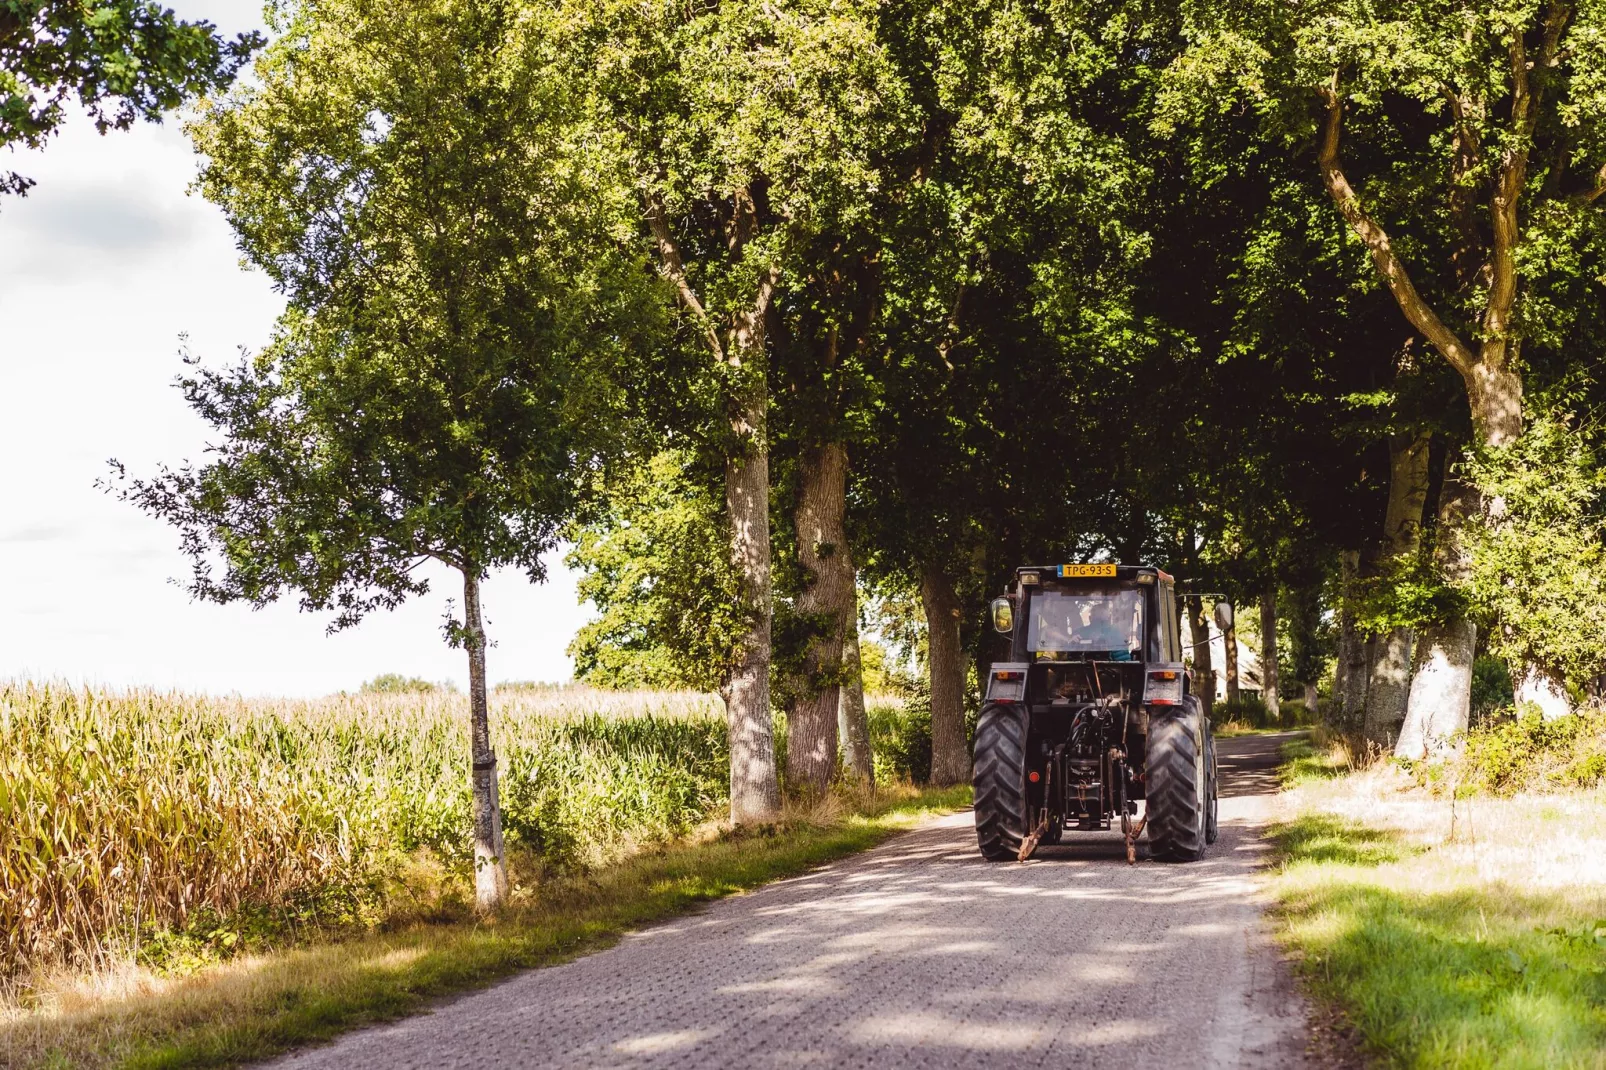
973;563;1225;863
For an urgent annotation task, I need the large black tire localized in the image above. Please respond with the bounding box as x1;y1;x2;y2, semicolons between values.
973;704;1028;861
1146;704;1208;861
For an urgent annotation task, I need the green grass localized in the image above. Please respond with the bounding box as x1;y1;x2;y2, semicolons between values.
1270;798;1606;1067
1278;731;1349;788
2;785;969;1070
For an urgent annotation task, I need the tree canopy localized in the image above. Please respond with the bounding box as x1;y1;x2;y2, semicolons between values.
123;0;1606;815
0;0;259;197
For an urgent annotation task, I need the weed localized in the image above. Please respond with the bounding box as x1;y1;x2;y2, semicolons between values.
1280;730;1350;787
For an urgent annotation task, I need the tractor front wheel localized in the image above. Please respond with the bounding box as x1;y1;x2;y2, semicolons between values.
1145;702;1209;861
973;704;1028;861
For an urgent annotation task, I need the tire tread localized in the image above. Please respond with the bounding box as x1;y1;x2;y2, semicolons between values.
1146;705;1205;862
973;705;1027;861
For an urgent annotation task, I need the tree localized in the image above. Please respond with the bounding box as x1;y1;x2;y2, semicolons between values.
113;0;654;912
1166;0;1606;743
1458;415;1606;712
771;226;884;796
564;0;915;818
567;451;745;693
1;0;259;198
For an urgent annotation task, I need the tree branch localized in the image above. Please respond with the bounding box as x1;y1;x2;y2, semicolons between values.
1441;84;1486;290
1485;1;1569;360
1316;84;1479;377
1577;163;1606;204
645;196;724;362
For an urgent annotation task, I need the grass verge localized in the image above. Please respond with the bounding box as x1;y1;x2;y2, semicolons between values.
2;785;969;1070
1268;760;1606;1069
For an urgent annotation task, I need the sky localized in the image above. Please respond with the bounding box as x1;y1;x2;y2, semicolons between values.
0;1;592;696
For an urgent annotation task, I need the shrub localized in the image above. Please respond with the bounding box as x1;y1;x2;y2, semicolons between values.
1461;416;1606;692
1469;656;1514;725
1455;706;1606;795
868;691;931;783
1216;695;1271;727
1215;694;1316;730
361;673;448;694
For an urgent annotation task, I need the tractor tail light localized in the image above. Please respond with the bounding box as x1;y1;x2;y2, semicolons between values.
985;664;1029;705
1147;670;1183;707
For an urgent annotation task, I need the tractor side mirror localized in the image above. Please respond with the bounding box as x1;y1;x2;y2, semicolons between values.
1213;602;1234;633
990;597;1014;634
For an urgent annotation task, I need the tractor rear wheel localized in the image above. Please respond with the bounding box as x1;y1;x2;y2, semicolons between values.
1204;724;1220;845
1145;703;1208;861
973;704;1028;861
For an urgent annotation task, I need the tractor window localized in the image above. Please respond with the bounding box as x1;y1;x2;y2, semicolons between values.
1027;587;1144;658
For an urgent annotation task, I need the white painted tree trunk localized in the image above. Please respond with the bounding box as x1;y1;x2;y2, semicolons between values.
1395;619;1477;759
1515;664;1571;721
646;201;780;825
1361;430;1430;747
462;568;508;914
720;288;782;824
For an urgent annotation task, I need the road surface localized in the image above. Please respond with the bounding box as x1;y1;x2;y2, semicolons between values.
268;731;1314;1069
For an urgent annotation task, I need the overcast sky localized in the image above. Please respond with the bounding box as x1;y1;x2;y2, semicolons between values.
0;1;591;696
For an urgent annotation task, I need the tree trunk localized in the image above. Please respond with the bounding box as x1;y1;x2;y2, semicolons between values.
462;568;508;915
1334;550;1369;733
1361;430;1431;746
647;199;781;825
1396;618;1477;759
1363;630;1414;748
921;565;970;786
1223;610;1241;706
1515;664;1571;721
1397;476;1480;758
723;420;782;821
1258;589;1280;723
785;442;854;797
838;576;874;787
1284;581;1324;717
1185;595;1215;716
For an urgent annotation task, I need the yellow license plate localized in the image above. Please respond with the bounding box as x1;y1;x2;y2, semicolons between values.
1059;563;1116;577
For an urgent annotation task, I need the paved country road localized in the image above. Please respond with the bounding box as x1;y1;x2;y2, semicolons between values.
269;731;1315;1070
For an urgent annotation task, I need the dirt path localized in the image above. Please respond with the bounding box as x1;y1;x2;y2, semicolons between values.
268;731;1313;1069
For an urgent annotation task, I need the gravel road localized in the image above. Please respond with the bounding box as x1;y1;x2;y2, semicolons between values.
268;731;1314;1069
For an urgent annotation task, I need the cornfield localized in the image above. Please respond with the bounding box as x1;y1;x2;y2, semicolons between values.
0;683;728;982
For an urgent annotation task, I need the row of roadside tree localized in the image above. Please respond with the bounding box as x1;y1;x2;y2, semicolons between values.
41;0;1606;912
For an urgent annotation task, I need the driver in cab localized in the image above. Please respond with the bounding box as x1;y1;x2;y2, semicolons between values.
1076;599;1130;654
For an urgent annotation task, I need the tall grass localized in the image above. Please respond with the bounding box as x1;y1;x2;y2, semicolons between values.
0;683;727;985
